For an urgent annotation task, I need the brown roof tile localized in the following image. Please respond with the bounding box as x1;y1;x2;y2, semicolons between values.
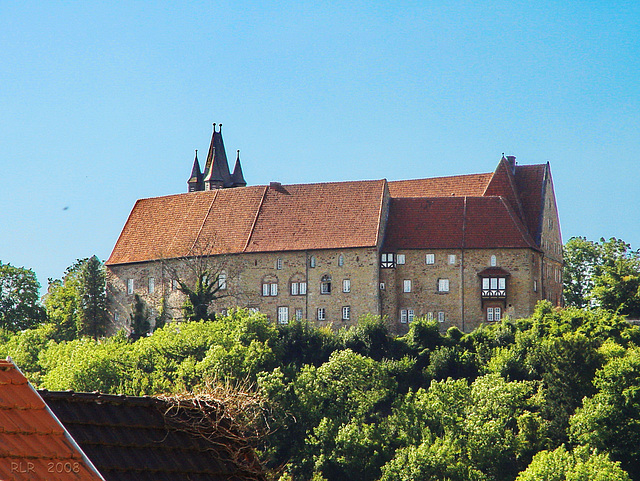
388;173;493;198
383;196;538;251
515;164;547;244
107;180;386;265
0;359;104;481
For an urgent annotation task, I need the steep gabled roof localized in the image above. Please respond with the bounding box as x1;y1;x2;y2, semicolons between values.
0;359;104;481
203;125;232;188
107;180;386;265
382;196;538;251
514;163;547;244
231;150;247;187
483;157;526;223
40;391;266;481
388;172;493;198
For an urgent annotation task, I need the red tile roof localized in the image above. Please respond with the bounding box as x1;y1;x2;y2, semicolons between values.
107;180;386;265
388;172;493;198
0;359;104;481
515;164;547;244
382;196;538;251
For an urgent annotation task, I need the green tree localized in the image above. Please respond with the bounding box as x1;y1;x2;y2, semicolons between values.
77;255;108;339
0;261;45;331
563;237;601;308
43;258;87;340
129;294;150;341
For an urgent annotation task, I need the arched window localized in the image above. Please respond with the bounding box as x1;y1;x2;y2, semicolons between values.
320;274;332;294
338;254;344;266
490;255;497;267
309;256;316;268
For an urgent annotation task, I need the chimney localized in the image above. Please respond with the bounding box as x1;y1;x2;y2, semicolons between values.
505;155;516;173
269;181;281;190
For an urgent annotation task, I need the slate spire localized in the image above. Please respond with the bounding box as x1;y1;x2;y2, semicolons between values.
203;123;232;190
231;150;247;187
187;150;204;192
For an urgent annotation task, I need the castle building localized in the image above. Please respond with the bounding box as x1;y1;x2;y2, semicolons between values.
105;126;563;334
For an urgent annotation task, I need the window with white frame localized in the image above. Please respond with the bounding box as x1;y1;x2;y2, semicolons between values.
218;271;227;290
437;311;445;322
148;277;155;294
490;255;497;266
290;281;307;295
425;253;435;265
380;253;395;268
277;307;289;324
487;307;501;322
533;280;538;292
276;258;283;270
317;308;326;321
397;254;406;265
379;282;385;290
338;254;344;266
481;277;506;298
309;256;316;268
427;312;433;321
343;279;351;293
127;279;134;295
320;275;332;294
400;309;415;324
295;308;303;321
342;306;350;321
403;279;412;293
448;254;456;265
262;277;278;296
438;278;450;292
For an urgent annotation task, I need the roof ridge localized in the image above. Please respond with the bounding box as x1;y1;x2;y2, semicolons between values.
374;180;388;248
243;186;269;252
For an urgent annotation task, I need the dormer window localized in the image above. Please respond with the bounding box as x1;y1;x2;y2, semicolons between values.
478;267;510;299
381;253;395;268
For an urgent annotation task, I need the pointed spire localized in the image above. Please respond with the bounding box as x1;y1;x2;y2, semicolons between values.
203;123;232;189
187;150;204;192
231;150;247;187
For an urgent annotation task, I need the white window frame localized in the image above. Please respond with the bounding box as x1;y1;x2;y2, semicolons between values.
299;281;307;295
425;253;435;265
218;272;227;290
396;254;406;265
291;282;299;295
262;282;278;296
309;256;316;268
295;308;304;321
320;275;332;294
127;278;134;295
270;283;278;296
317;308;326;321
381;253;395;268
276;258;283;270
338;254;344;266
343;279;351;293
438;278;450;292
148;277;155;294
408;309;415;322
403;279;412;293
277;306;289;324
448;254;456;265
342;306;350;321
438;311;445;323
400;309;408;323
490;255;497;267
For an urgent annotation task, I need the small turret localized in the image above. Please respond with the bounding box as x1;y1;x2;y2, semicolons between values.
187;150;204;192
203;123;232;190
230;150;247;187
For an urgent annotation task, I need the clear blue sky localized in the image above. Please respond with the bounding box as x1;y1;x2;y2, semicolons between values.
1;1;639;290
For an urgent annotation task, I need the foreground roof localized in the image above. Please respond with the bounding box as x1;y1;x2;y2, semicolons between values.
0;359;104;481
40;390;266;481
107;180;386;265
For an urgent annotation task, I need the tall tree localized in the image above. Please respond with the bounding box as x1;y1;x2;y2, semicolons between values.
78;255;108;339
0;261;45;331
43;258;86;340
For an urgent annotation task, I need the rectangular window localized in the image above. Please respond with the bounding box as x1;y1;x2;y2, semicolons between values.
408;309;415;322
438;311;445;323
127;279;134;295
381;253;395;268
321;282;331;294
276;258;283;270
317;308;326;321
403;279;412;293
491;278;498;290
487;307;494;322
270;283;278;296
427;312;433;321
379;282;385;290
400;309;408;323
448;254;456;265
483;278;490;290
498;278;506;290
425;253;435;265
495;307;501;321
343;279;351;293
534;280;538;292
262;283;269;296
291;282;299;295
342;306;350;321
295;308;303;321
218;273;227;290
300;282;307;295
277;307;289;324
397;254;406;265
438;278;449;292
148;277;155;294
